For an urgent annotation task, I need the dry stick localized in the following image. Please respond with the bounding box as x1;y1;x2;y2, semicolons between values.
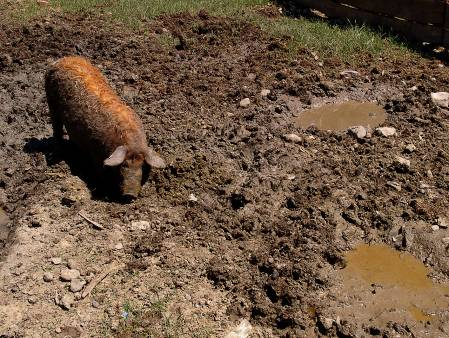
79;211;104;230
81;262;124;299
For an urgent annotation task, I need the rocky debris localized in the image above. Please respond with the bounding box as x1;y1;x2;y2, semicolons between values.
51;257;62;265
189;193;198;202
91;300;100;308
401;226;414;248
260;89;271;97
28;296;37;304
375;127;396;137
431;92;449;108
57;294;75;310
114;243;123;250
70;278;86;293
394;156;411;172
318;315;335;331
438;217;449;229
60;268;80;282
431;224;440;231
347;126;367;139
67;259;77;270
224;319;253;338
239;98;251;108
43;272;54;282
283;133;302;143
404;144;416;153
442;237;449;245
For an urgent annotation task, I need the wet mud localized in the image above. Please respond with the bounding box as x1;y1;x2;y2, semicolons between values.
1;9;449;337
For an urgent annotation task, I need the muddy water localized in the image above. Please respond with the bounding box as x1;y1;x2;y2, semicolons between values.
296;101;386;131
341;244;449;325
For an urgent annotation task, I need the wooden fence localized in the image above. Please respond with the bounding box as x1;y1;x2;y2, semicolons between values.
293;0;449;46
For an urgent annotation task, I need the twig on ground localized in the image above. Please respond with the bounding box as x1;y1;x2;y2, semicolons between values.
79;211;104;230
81;261;124;299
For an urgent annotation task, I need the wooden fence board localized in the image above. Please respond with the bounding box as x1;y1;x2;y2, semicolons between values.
297;0;444;44
341;0;446;25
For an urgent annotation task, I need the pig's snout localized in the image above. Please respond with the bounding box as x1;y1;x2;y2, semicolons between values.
120;165;143;201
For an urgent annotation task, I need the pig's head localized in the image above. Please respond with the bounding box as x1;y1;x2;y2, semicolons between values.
104;145;165;200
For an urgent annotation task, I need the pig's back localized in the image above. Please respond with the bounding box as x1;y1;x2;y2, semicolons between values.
45;56;145;161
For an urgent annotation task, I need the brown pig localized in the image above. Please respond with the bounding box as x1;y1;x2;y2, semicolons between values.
45;56;165;199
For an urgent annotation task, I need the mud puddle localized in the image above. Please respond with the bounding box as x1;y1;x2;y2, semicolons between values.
339;244;449;328
296;101;386;131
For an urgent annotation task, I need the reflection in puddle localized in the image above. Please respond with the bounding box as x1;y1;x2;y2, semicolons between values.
296;101;386;131
342;244;449;326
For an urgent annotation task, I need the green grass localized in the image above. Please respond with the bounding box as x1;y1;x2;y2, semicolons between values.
6;0;412;63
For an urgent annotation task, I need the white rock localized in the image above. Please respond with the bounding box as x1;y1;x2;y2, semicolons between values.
442;237;449;244
224;319;252;338
404;144;416;153
394;156;411;170
260;89;271;97
70;278;86;293
375;127;396;137
431;92;449;108
114;243;123;250
51;257;62;265
59;294;74;310
43;272;54;282
431;225;440;231
131;220;150;231
239;98;251;108
188;193;198;202
387;181;401;191
348;126;367;139
60;268;80;282
340;70;359;77
438;217;449;229
283;133;302;143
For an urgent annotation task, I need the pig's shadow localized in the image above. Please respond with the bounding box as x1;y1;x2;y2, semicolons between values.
24;137;126;202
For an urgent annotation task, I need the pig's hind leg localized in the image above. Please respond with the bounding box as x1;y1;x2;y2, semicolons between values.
49;105;64;141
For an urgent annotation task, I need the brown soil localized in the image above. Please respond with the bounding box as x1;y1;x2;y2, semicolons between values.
1;9;449;338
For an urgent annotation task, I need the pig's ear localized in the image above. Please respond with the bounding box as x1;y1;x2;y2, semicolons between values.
104;146;127;166
145;148;166;168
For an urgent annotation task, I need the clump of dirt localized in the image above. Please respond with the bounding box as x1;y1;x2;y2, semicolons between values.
1;9;449;337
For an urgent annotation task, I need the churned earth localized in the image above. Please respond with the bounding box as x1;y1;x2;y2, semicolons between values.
1;8;449;338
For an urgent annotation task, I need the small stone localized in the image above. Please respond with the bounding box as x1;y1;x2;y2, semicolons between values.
375;127;396;137
239;98;251;108
404;144;416;153
387;181;401;191
91;300;100;308
43;272;54;282
442;237;449;244
59;294;74;310
51;257;62;265
340;70;359;77
130;220;150;231
283;133;302;143
410;86;418;91
224;319;253;338
260;89;271;97
60;268;80;282
431;225;440;231
188;193;198;202
114;243;123;250
438;217;449;229
427;170;434;178
431;92;449;108
55;327;62;334
247;73;256;81
0;54;13;68
348;126;367;139
28;296;37;304
70;278;86;293
67;259;77;270
394;156;411;172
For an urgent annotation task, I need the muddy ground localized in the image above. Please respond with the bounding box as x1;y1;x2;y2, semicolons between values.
1;8;449;338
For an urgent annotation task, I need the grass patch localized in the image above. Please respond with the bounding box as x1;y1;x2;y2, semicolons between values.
5;0;413;63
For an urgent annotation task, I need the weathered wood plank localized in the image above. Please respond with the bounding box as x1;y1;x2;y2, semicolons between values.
296;0;444;44
341;0;446;25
